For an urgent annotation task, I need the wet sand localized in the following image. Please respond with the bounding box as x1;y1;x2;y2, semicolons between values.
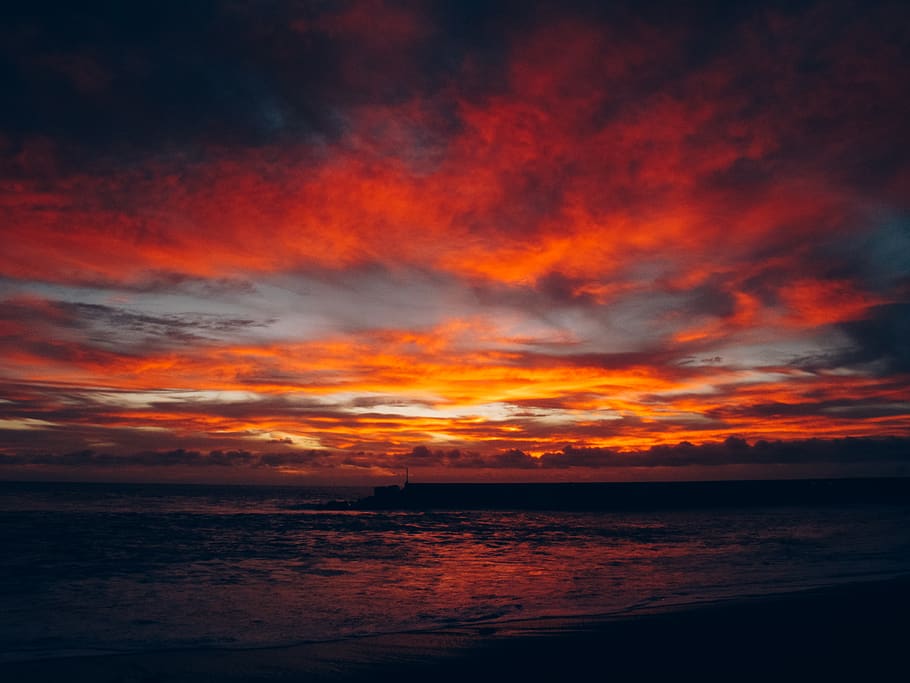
8;575;909;682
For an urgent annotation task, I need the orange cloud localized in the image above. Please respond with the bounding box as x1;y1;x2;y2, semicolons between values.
2;2;909;477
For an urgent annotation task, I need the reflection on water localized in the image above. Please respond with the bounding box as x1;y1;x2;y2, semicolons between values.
2;482;909;660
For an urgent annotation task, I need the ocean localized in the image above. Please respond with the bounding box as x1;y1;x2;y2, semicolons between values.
2;481;910;663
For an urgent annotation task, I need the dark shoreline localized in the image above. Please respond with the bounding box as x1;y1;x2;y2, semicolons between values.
8;574;910;682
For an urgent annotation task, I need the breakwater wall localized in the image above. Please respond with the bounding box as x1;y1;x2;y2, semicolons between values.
354;478;910;511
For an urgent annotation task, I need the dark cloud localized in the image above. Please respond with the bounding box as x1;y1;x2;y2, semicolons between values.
68;302;272;340
710;398;910;421
59;272;260;297
1;448;259;469
796;303;910;375
4;1;903;174
538;436;910;468
0;296;274;351
0;0;496;175
406;445;537;469
0;447;393;473
1;1;340;168
3;437;907;476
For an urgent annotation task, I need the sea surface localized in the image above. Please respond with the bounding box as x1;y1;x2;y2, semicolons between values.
2;481;910;663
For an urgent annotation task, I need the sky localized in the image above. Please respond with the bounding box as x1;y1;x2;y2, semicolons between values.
1;0;909;484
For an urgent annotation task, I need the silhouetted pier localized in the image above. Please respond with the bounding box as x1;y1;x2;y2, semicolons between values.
353;478;910;511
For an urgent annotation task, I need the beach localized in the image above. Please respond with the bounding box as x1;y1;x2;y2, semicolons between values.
8;575;909;682
5;483;910;682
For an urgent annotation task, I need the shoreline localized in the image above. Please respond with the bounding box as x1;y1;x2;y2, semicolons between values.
7;574;910;681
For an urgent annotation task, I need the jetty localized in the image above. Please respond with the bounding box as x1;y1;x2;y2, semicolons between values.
352;477;910;511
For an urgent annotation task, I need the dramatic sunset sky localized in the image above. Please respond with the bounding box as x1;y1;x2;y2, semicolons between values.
1;1;908;483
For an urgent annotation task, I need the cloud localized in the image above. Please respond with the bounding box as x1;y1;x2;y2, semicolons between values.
3;2;906;290
3;437;908;482
835;303;910;374
1;2;909;473
0;295;275;355
0;2;351;162
400;437;910;471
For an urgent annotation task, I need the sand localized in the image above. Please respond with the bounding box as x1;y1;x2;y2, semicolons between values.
7;575;910;682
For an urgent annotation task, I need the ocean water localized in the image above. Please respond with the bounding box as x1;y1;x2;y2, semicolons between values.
2;481;910;663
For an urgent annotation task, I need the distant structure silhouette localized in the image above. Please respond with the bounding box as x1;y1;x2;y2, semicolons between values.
355;477;910;511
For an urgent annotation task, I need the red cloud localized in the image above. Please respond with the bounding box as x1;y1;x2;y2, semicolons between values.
2;2;908;473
